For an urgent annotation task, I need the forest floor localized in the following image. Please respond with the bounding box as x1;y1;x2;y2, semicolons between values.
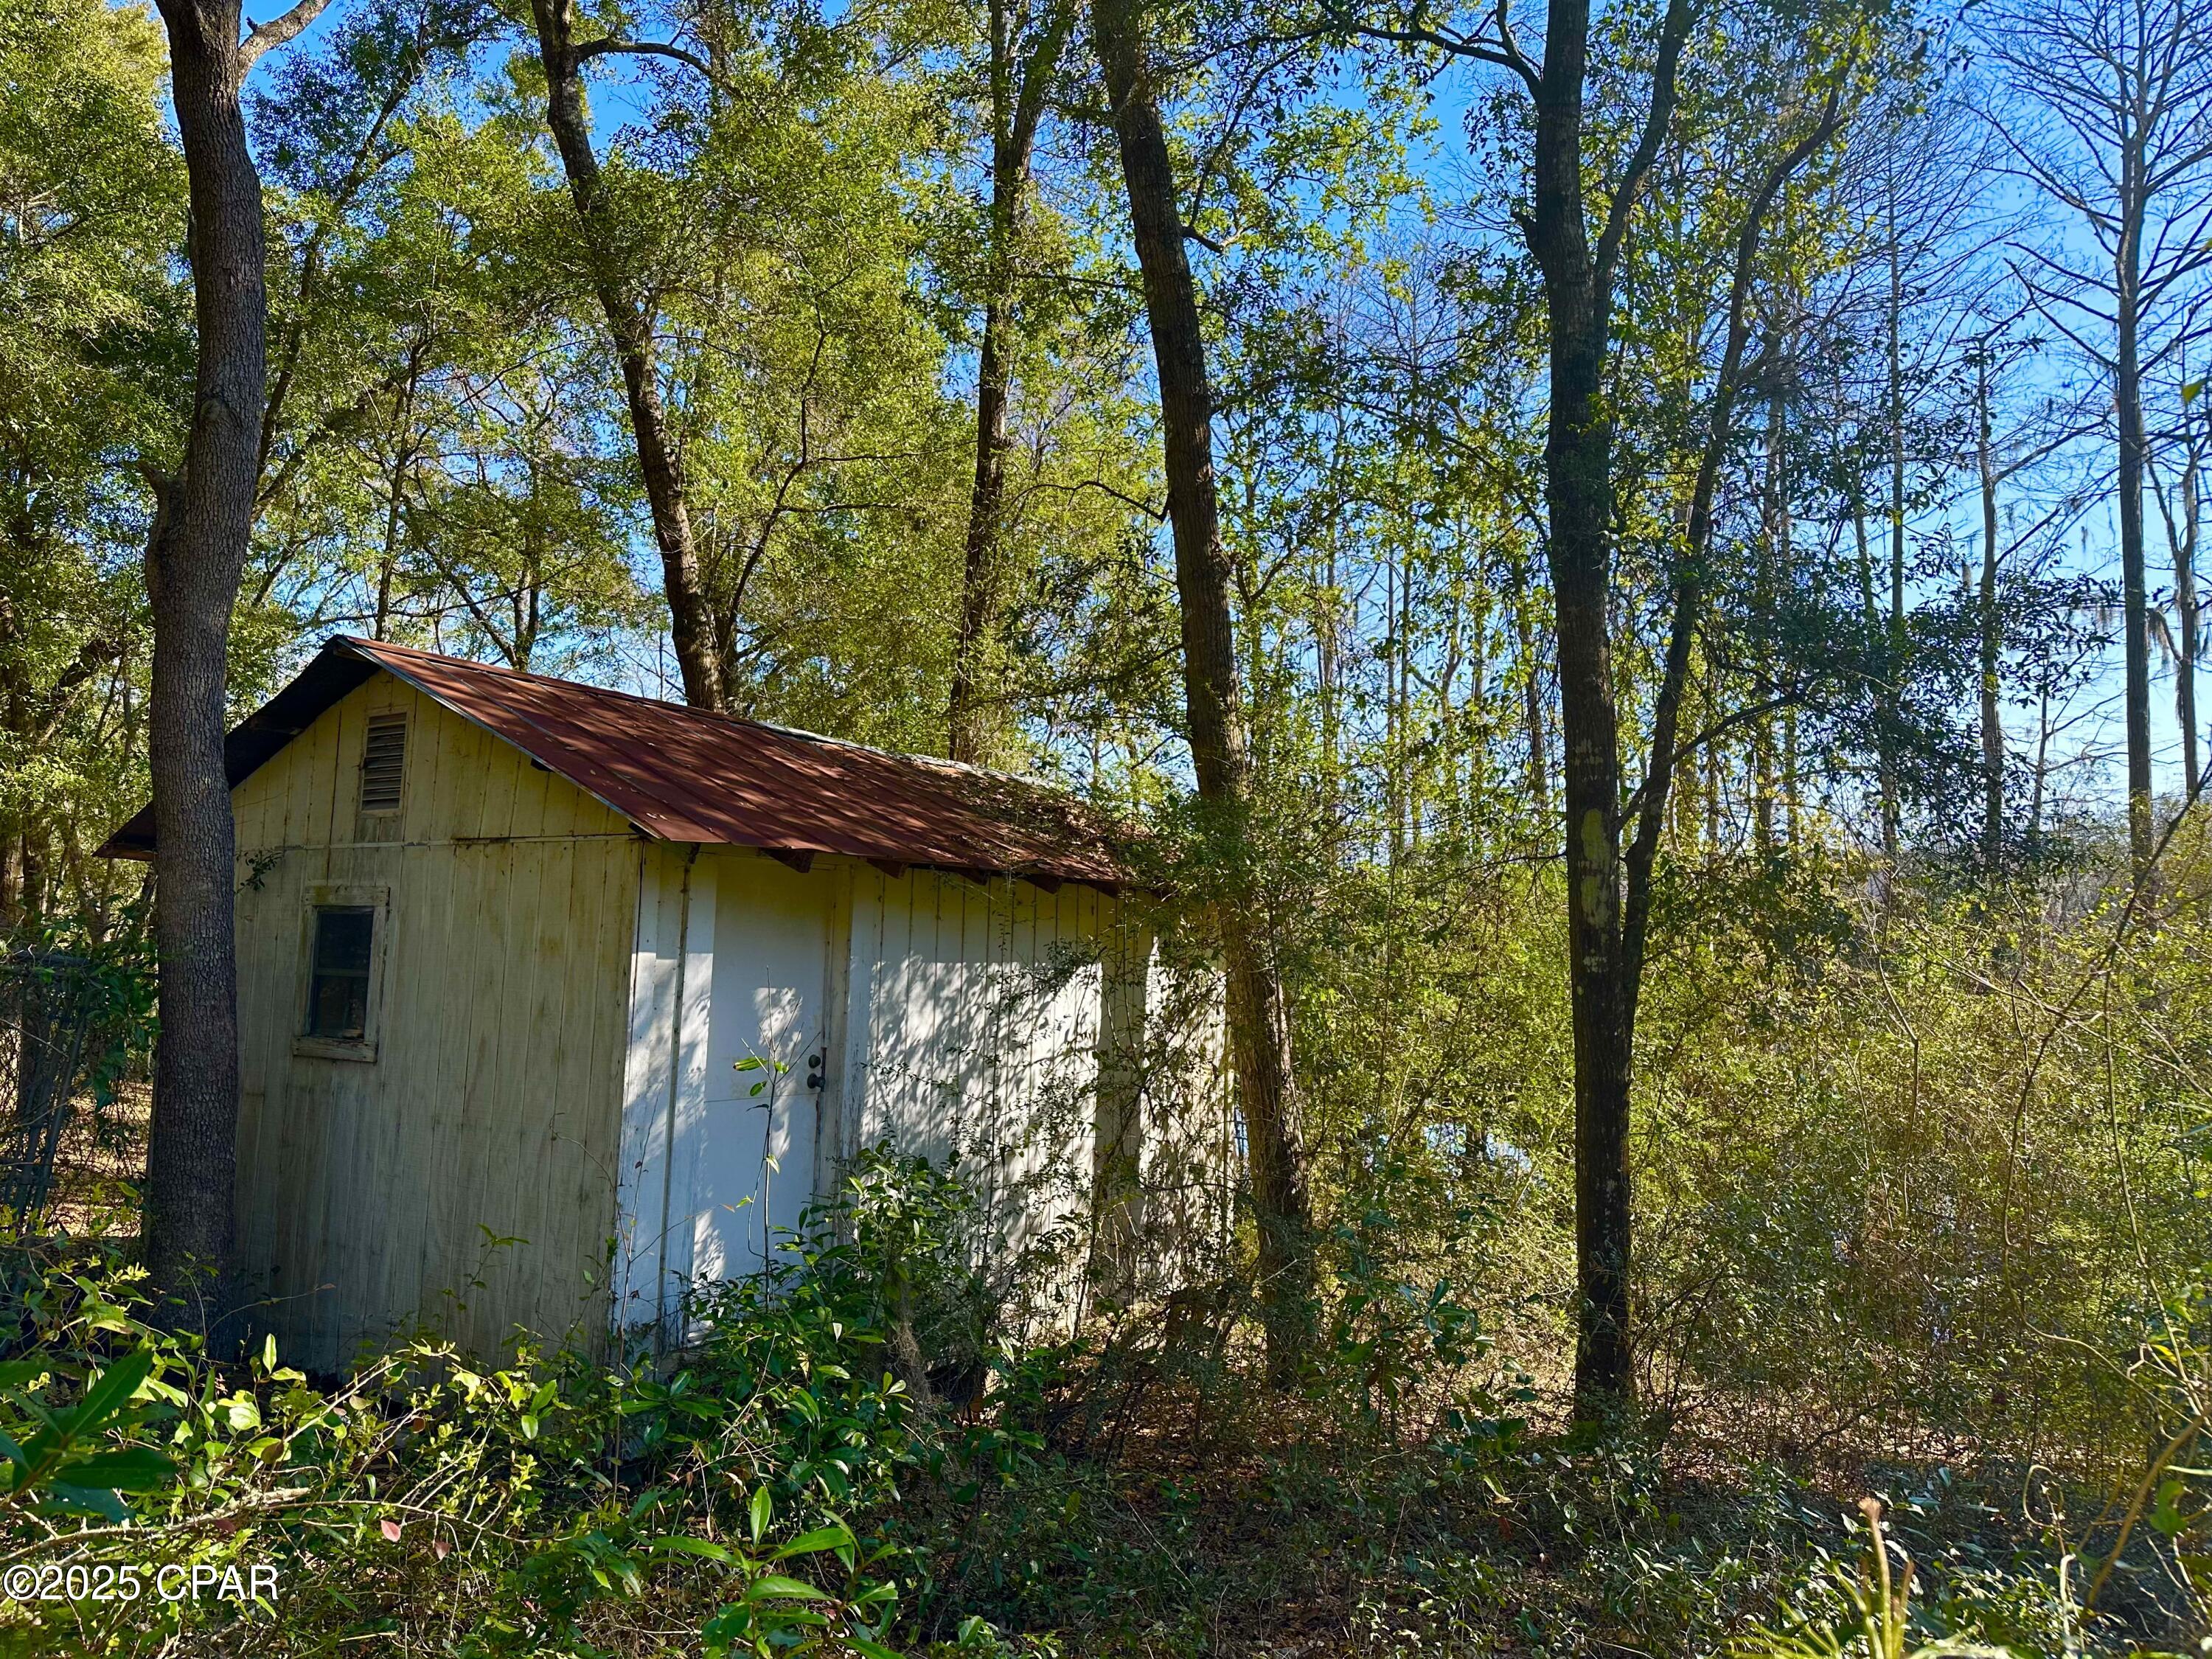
861;1359;2198;1656
1034;1450;2180;1655
13;1104;2202;1657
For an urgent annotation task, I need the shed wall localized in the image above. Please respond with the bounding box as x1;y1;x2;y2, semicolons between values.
231;675;640;1372
841;867;1112;1252
614;849;1231;1346
838;865;1231;1315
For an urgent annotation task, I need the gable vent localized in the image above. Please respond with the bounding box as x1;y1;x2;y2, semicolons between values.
359;714;407;813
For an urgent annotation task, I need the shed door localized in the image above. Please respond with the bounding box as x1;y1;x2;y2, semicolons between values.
684;855;832;1283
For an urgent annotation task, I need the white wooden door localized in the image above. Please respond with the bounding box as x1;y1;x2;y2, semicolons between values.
686;854;832;1282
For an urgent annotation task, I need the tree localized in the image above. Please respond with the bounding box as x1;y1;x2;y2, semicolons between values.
1089;0;1316;1379
142;0;331;1313
1983;0;2212;874
1788;80;1999;861
1339;0;1875;1415
2152;375;2206;799
246;46;647;665
1472;0;1687;1415
244;0;504;646
0;0;183;919
946;0;1077;765
526;0;726;710
1961;313;2079;868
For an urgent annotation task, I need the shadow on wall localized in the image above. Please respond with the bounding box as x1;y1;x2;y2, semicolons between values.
599;920;1233;1366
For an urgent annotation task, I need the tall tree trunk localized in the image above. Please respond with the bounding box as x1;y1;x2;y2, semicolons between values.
1756;341;1785;855
1522;0;1649;1419
373;347;422;641
2117;204;2152;874
1879;175;1905;860
2175;415;2202;799
1703;679;1722;858
1318;542;1343;805
948;0;1073;764
1771;359;1801;849
2106;106;2157;874
1387;551;1407;865
1784;709;1800;847
2033;681;2051;840
529;0;724;711
1976;348;2004;869
1520;0;1835;1416
1088;0;1313;1378
145;0;330;1318
1512;549;1550;817
1464;578;1486;821
950;305;1016;763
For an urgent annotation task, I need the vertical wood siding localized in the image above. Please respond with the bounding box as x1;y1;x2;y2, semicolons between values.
841;868;1135;1307
613;848;1228;1343
231;675;639;1373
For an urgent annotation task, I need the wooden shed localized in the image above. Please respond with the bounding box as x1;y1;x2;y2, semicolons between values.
102;637;1225;1372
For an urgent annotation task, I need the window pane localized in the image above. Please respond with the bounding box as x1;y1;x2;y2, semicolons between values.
313;908;373;975
310;971;367;1040
307;907;374;1039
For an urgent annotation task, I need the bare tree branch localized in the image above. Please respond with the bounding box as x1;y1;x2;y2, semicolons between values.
239;0;335;67
573;37;718;80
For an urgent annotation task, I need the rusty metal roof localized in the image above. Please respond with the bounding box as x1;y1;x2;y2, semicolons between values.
100;636;1134;888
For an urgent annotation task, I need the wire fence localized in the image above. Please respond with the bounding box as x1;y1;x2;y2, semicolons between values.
0;947;151;1233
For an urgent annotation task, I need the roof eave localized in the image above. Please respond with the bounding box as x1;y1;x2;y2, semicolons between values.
95;643;384;860
95;636;1148;890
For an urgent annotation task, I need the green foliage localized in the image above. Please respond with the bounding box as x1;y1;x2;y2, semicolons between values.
0;0;179;912
0;1169;964;1653
0;1344;173;1524
1310;1158;1514;1439
1739;1501;2037;1659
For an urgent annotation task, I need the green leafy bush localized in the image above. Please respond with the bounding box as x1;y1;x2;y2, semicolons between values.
0;1152;987;1655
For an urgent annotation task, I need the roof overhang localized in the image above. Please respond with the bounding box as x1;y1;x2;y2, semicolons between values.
98;642;383;860
98;637;1147;895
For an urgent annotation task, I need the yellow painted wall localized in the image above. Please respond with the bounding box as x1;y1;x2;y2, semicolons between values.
229;672;641;1372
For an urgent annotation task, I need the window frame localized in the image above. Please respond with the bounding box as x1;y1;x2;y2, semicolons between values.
292;883;391;1062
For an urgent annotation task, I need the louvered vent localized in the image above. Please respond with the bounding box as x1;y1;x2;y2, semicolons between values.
359;714;407;813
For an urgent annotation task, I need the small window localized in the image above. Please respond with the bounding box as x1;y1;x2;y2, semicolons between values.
305;906;375;1040
359;714;406;813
